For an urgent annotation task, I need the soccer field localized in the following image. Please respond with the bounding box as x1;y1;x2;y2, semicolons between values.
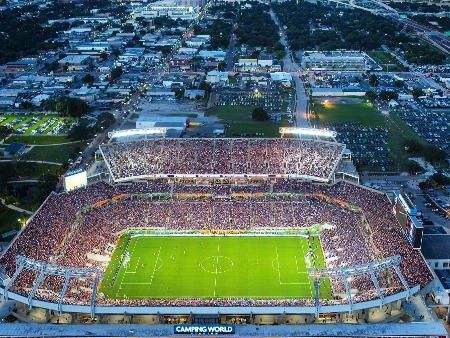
101;235;332;300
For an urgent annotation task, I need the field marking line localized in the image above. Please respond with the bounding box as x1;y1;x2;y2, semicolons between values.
125;257;140;274
275;246;282;285
300;237;314;298
115;237;139;298
149;245;162;286
214;240;220;297
275;243;310;285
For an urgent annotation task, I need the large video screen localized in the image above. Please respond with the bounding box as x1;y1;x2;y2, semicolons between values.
64;170;87;192
394;198;414;245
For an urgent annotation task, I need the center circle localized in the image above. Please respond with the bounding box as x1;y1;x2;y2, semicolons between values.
200;256;234;274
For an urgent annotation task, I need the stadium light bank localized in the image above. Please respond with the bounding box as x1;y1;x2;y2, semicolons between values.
108;128;168;139
279;127;337;139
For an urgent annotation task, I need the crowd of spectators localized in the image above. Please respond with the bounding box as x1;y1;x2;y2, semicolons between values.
0;179;433;308
100;139;344;181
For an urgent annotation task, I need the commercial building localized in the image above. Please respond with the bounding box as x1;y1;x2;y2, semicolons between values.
301;50;378;71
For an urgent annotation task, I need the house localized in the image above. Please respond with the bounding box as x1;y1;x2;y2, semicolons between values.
235;58;258;72
206;71;228;83
198;50;226;61
270;72;292;82
70;87;99;102
58;55;91;71
258;54;273;68
388;99;399;108
31;94;51;106
74;42;111;55
184;89;205;99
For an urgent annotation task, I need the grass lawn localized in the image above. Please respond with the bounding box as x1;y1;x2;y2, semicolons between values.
368;51;406;72
0;162;62;178
6;135;73;145
6;181;54;211
312;99;385;127
207;106;290;137
385;110;430;170
0;206;23;235
21;141;87;163
101;235;332;300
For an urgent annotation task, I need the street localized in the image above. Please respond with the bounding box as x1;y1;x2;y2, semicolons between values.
270;9;310;128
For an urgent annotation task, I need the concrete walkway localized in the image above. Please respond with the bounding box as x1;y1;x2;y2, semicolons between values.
7;179;40;184
0;159;62;166
0;198;33;215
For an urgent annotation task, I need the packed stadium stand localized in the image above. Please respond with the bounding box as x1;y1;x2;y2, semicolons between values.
0;135;443;338
99;138;345;182
0;181;433;307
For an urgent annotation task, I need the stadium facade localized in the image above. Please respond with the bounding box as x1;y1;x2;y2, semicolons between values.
0;136;446;337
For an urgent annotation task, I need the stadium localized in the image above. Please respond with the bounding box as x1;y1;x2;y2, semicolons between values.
0;135;443;336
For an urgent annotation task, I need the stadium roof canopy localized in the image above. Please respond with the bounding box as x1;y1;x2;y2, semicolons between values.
0;322;446;337
99;138;345;183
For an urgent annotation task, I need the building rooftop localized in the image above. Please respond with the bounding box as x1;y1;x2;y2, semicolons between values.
422;234;450;260
435;269;450;290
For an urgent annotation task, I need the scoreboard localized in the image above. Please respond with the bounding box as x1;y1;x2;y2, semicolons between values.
393;193;423;248
64;168;88;192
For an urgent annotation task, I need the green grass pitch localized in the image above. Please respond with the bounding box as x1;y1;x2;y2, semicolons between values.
100;235;333;300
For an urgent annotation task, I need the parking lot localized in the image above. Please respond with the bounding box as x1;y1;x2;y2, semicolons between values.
214;88;294;116
0;113;76;136
415;193;449;231
396;105;450;154
334;123;393;170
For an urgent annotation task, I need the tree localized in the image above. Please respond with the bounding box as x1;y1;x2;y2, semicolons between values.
174;88;185;100
42;99;56;111
365;91;377;103
419;173;450;190
368;74;379;87
69;123;94;141
394;79;404;88
100;52;108;61
111;47;121;58
45;61;59;72
0;126;10;141
252;107;269;121
424;145;447;165
403;139;423;155
19;101;34;110
406;160;423;175
110;66;123;80
55;97;90;117
94;112;116;131
82;73;95;85
218;61;226;71
199;80;212;97
412;87;424;100
379;90;398;101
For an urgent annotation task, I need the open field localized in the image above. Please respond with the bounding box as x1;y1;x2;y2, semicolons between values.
0;205;24;235
368;51;406;72
101;235;332;300
312;99;385;127
206;106;291;137
21;140;87;163
0;162;62;177
6;135;73;145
